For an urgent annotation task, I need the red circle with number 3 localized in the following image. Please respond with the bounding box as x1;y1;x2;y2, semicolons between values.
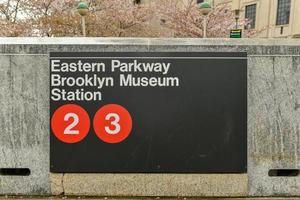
51;104;90;144
93;104;132;144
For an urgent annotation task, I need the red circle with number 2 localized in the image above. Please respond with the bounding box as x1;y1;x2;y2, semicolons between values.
51;104;90;143
93;104;132;144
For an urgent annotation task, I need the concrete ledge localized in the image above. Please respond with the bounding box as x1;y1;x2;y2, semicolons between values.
0;38;300;55
50;173;248;197
1;37;300;46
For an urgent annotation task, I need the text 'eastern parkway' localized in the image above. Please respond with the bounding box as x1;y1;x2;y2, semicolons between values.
51;59;171;74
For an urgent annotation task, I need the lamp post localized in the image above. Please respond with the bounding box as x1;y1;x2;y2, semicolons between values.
198;1;212;38
77;1;89;37
234;9;240;29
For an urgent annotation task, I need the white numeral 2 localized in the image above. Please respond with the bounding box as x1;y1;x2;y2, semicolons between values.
105;113;121;135
64;113;79;135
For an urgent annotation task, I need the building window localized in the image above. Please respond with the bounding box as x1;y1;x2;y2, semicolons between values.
197;0;204;4
245;4;257;29
276;0;291;25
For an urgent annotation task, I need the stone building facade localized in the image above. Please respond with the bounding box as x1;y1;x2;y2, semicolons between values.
229;0;300;38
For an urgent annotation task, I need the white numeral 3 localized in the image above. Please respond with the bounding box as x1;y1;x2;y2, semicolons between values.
105;113;121;135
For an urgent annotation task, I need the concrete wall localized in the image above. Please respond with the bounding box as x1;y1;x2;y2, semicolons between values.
0;38;299;197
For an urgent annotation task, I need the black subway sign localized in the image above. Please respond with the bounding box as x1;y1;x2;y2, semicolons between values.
50;52;247;173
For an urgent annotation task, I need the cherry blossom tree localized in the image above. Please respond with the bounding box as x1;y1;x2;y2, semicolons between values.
0;0;29;36
86;0;160;37
0;0;163;37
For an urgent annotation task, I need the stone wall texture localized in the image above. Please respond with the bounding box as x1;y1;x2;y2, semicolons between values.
0;38;299;197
